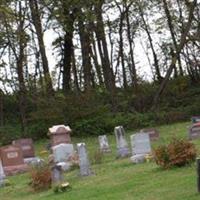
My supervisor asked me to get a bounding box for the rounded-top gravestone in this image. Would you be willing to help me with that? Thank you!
[77,143,92,176]
[98,135,111,153]
[114,126,130,158]
[48,125,72,147]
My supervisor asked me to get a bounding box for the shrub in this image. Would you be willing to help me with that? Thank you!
[92,150,103,165]
[154,138,196,169]
[29,162,52,191]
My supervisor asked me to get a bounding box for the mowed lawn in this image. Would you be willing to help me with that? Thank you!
[1,121,200,200]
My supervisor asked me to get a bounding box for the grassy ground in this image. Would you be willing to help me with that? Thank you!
[1,121,200,200]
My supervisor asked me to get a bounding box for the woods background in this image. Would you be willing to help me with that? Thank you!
[0,0,199,144]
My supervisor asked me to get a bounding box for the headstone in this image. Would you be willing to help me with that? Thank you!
[48,125,72,147]
[77,143,92,176]
[0,145,28,176]
[98,135,111,153]
[114,126,130,158]
[189,122,200,140]
[130,154,146,164]
[0,160,5,187]
[192,116,200,124]
[12,138,35,158]
[140,128,159,141]
[51,165,63,185]
[130,133,151,155]
[52,143,74,163]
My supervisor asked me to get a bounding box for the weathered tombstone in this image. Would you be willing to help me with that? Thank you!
[0,145,28,175]
[130,133,151,163]
[114,126,130,158]
[12,138,42,165]
[131,133,151,155]
[52,143,75,171]
[52,143,74,163]
[12,138,35,158]
[0,160,5,187]
[77,143,92,176]
[189,122,200,140]
[48,125,72,147]
[192,116,200,124]
[51,165,63,185]
[140,128,159,141]
[98,135,111,153]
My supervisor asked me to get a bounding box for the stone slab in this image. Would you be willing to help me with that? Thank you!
[130,133,151,155]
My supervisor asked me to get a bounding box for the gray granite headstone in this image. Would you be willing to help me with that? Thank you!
[0,160,5,187]
[98,135,111,153]
[52,143,74,163]
[51,165,63,185]
[114,126,130,158]
[130,133,151,155]
[77,143,92,176]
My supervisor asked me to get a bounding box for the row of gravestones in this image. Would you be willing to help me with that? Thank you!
[51,125,160,178]
[0,138,39,187]
[0,124,160,186]
[1,117,199,187]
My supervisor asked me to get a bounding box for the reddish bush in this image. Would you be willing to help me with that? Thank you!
[29,162,52,191]
[154,138,196,169]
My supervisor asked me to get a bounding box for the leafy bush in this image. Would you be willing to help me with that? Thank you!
[29,162,51,191]
[154,138,196,169]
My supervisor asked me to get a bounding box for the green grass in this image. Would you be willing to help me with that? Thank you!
[1,121,200,200]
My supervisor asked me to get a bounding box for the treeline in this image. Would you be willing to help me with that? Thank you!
[0,0,200,142]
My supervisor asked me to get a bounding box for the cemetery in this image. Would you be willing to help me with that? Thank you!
[0,0,200,199]
[0,121,200,200]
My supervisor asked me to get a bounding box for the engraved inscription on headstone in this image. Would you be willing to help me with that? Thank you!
[77,143,92,176]
[52,143,74,163]
[130,133,151,164]
[130,133,151,155]
[12,138,35,158]
[0,145,28,175]
[114,126,130,158]
[98,135,111,153]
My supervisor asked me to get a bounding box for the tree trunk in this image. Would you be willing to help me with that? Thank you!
[28,0,54,95]
[152,0,197,108]
[138,3,162,82]
[78,18,93,91]
[125,6,137,88]
[94,1,115,93]
[119,12,128,89]
[162,0,183,76]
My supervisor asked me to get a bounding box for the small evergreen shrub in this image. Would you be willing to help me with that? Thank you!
[29,162,51,191]
[154,138,196,169]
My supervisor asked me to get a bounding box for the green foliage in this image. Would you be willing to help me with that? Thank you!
[154,138,196,169]
[0,125,21,145]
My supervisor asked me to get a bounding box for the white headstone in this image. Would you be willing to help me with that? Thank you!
[0,160,5,187]
[130,133,151,155]
[114,126,130,157]
[77,143,92,176]
[98,135,111,153]
[52,143,74,163]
